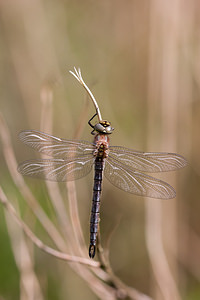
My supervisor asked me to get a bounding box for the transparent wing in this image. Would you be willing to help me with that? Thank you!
[18,155,94,182]
[19,130,95,158]
[109,146,187,173]
[104,157,176,199]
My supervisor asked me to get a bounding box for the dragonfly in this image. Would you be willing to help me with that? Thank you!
[18,112,187,258]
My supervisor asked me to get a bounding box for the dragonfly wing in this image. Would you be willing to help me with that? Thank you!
[109,146,187,172]
[104,157,176,199]
[18,155,94,182]
[19,130,95,158]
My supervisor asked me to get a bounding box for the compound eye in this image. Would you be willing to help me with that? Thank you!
[94,123,106,133]
[105,125,114,134]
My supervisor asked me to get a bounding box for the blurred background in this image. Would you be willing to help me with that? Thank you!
[0,0,199,299]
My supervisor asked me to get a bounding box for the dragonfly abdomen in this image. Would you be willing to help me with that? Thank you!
[89,158,104,258]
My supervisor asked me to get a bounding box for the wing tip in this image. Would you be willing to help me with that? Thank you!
[145,188,176,200]
[181,156,188,168]
[18,130,25,141]
[17,161,29,175]
[18,130,32,142]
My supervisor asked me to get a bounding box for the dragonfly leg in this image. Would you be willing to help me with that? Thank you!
[88,112,97,129]
[90,129,96,135]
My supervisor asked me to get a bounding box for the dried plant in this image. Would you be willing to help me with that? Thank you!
[0,70,152,300]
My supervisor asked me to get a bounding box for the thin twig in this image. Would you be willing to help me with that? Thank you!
[69,67,102,121]
[146,2,182,299]
[66,180,87,257]
[64,83,91,257]
[0,112,67,252]
[0,186,100,268]
[40,82,73,247]
[5,201,44,300]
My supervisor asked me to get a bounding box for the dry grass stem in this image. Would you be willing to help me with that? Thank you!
[0,186,99,268]
[145,1,183,299]
[40,83,74,246]
[145,200,180,300]
[5,203,44,300]
[70,67,102,121]
[0,113,67,251]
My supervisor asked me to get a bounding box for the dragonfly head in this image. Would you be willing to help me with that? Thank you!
[94,120,114,134]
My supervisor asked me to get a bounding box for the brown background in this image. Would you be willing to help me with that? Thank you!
[0,1,199,299]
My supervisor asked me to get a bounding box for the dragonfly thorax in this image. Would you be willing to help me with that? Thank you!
[93,134,110,158]
[94,120,114,134]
